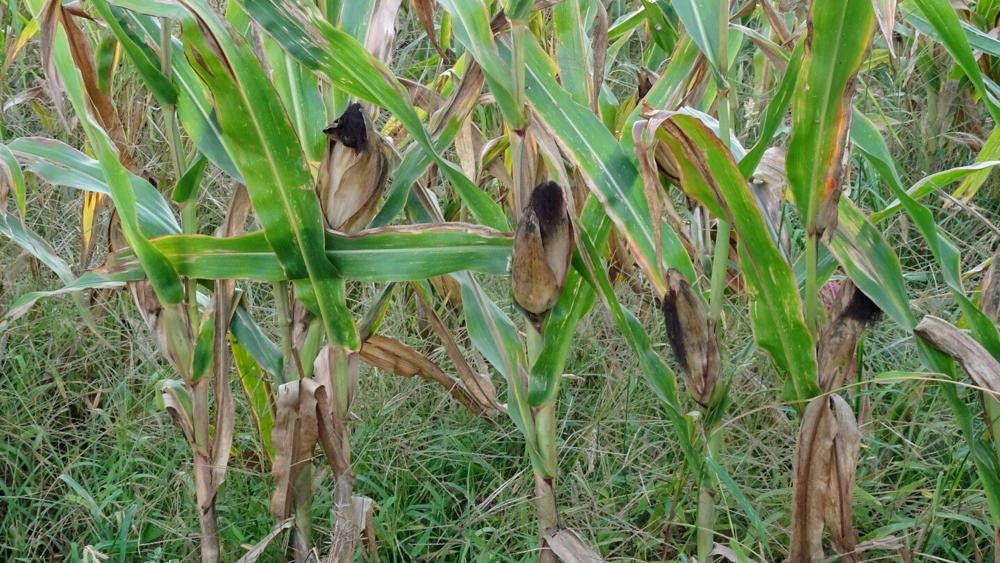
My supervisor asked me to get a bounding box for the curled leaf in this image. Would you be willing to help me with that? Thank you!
[915,315,1000,394]
[359,333,484,412]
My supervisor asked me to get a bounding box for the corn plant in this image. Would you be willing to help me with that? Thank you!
[4,0,1000,560]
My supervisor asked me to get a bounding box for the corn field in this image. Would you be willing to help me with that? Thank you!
[1,0,1000,561]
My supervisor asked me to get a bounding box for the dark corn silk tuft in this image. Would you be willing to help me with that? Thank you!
[323,102,368,151]
[318,103,388,233]
[512,181,572,322]
[841,285,880,323]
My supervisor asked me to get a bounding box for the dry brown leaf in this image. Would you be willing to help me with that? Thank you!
[915,315,1000,394]
[545,528,606,563]
[590,2,608,115]
[761,0,793,45]
[791,395,836,562]
[364,0,403,66]
[751,147,790,255]
[359,333,485,411]
[872,0,898,58]
[352,495,377,561]
[210,280,237,491]
[234,519,294,563]
[412,285,500,415]
[217,185,252,238]
[160,382,195,444]
[710,543,759,563]
[410,0,448,59]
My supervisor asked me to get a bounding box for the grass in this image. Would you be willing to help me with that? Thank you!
[4,235,999,560]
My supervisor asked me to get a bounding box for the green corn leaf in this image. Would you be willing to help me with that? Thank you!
[239,0,509,231]
[105,4,239,179]
[5,270,130,323]
[261,35,326,163]
[520,37,665,293]
[653,113,818,402]
[8,137,179,236]
[786,0,875,235]
[91,0,178,105]
[232,341,276,459]
[230,303,283,379]
[912,0,1000,121]
[851,114,1000,357]
[829,201,1000,527]
[29,0,183,305]
[104,224,512,282]
[553,0,595,107]
[0,143,27,220]
[171,154,208,205]
[174,0,356,348]
[0,209,73,284]
[436,0,520,125]
[372,117,462,228]
[671,0,726,78]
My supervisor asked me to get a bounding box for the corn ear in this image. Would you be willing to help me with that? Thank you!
[661,268,721,407]
[319,103,389,233]
[512,181,572,319]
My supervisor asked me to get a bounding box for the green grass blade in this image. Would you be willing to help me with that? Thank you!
[0,143,27,220]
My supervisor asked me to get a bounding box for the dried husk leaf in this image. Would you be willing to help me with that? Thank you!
[817,282,880,392]
[545,527,607,563]
[269,380,319,520]
[363,0,403,67]
[915,315,1000,394]
[661,269,721,407]
[234,519,294,563]
[512,181,572,318]
[791,394,864,562]
[413,283,500,416]
[352,495,377,561]
[981,247,1000,322]
[824,396,863,560]
[319,103,389,233]
[160,380,195,444]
